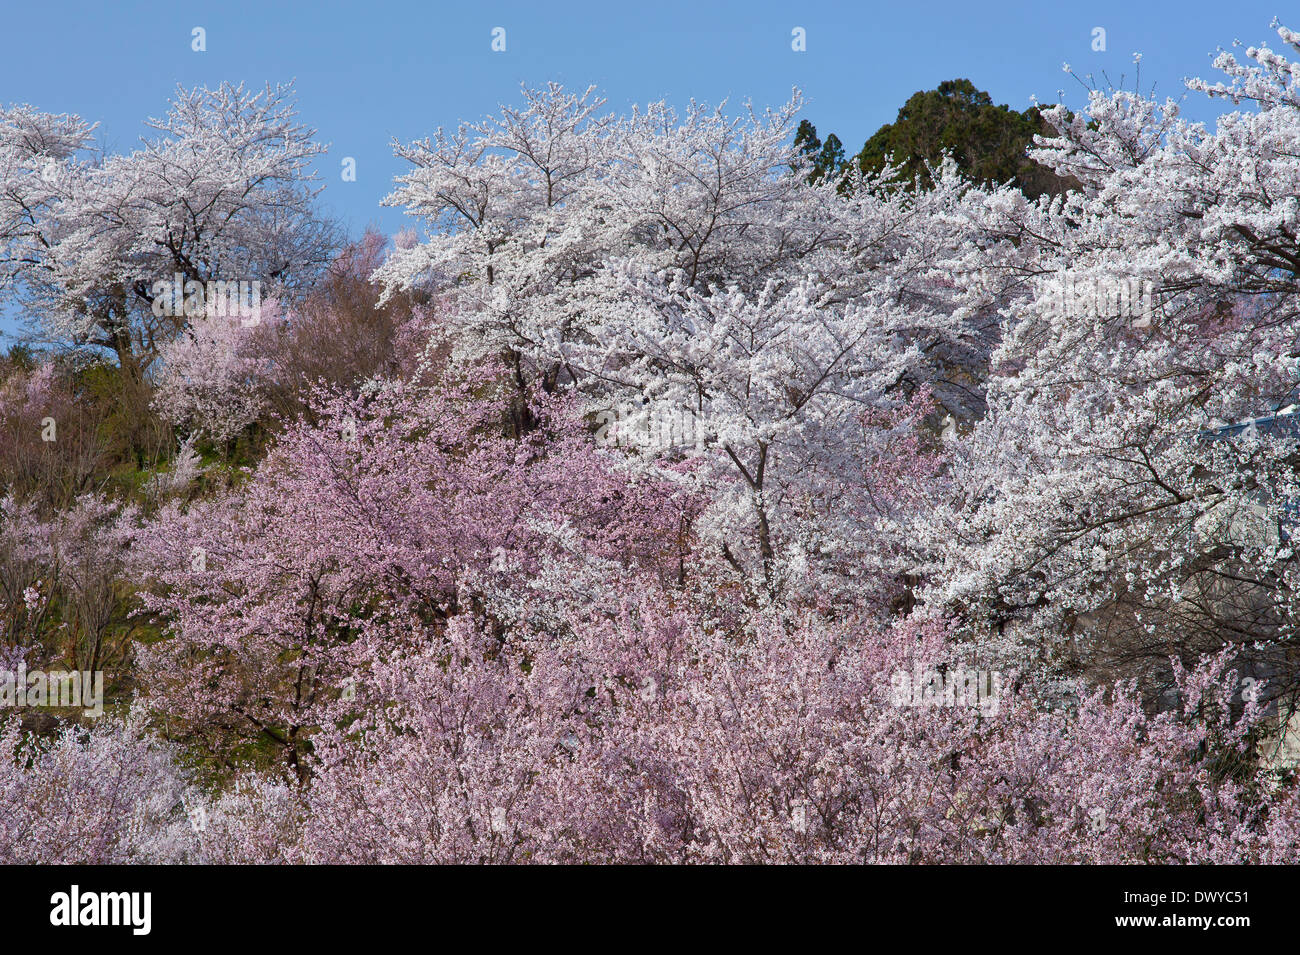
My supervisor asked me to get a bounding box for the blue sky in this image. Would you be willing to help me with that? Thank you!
[0,0,1287,339]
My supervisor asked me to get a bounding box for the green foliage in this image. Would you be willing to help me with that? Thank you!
[855,79,1071,197]
[5,343,35,370]
[72,361,170,480]
[793,119,846,184]
[801,79,1074,198]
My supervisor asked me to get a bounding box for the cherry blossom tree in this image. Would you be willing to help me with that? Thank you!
[379,86,1030,598]
[0,493,138,674]
[922,22,1300,718]
[151,300,288,445]
[0,82,337,379]
[0,359,111,507]
[278,600,1300,864]
[133,359,699,778]
[0,709,198,864]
